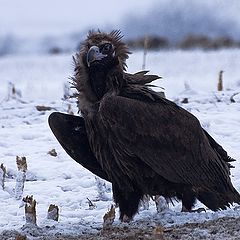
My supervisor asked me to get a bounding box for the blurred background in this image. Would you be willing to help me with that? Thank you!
[1,0,240,55]
[1,0,240,100]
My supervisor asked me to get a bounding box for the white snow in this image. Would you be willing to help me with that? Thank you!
[1,49,240,236]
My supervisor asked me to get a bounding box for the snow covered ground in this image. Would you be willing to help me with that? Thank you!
[1,49,240,238]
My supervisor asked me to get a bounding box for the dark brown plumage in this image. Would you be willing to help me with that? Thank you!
[49,30,240,221]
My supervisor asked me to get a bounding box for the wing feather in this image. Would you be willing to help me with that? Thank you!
[125,71,161,85]
[99,95,231,192]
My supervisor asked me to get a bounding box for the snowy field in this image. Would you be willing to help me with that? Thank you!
[1,49,240,238]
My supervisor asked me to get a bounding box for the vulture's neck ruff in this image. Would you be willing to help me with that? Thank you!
[86,44,118,100]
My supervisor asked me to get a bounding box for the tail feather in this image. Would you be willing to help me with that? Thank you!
[203,129,236,168]
[197,188,240,211]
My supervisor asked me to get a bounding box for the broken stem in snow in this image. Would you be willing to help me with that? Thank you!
[15,156,27,200]
[23,195,37,225]
[142,35,149,70]
[103,205,115,229]
[47,204,59,221]
[87,198,96,210]
[217,70,224,91]
[0,163,6,190]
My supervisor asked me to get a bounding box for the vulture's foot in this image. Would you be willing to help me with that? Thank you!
[181,206,206,213]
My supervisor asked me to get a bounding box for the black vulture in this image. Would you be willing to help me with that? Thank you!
[49,30,240,221]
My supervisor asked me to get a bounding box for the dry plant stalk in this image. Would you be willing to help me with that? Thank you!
[0,163,6,190]
[142,35,149,70]
[217,70,224,91]
[87,198,96,210]
[47,204,59,221]
[15,156,27,200]
[7,82,16,100]
[103,205,115,229]
[6,82,24,102]
[23,195,37,225]
[16,156,27,172]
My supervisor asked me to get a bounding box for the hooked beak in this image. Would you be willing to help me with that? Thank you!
[87,46,107,67]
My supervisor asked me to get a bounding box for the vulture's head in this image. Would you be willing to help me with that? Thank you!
[80,30,130,71]
[73,30,131,102]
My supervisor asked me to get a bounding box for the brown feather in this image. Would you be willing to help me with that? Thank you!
[125,71,161,85]
[71,30,240,219]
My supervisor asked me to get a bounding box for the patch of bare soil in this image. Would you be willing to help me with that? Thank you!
[1,216,240,240]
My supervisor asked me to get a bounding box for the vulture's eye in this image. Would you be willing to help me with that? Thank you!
[101,43,112,54]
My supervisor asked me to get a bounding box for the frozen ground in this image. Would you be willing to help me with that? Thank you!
[1,49,240,239]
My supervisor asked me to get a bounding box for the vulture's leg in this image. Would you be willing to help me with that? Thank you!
[180,187,206,213]
[180,188,196,212]
[112,184,143,222]
[48,112,110,181]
